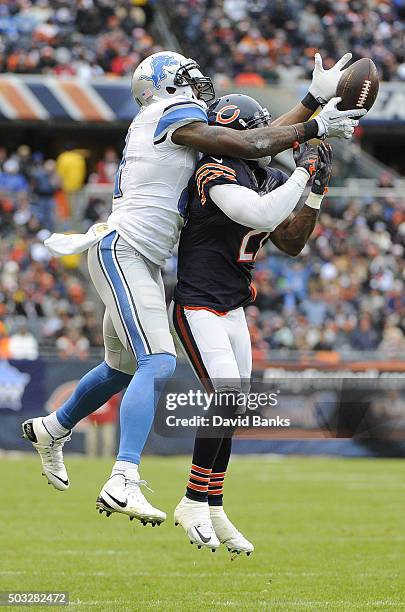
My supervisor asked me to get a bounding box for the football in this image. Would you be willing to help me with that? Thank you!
[337,57,379,113]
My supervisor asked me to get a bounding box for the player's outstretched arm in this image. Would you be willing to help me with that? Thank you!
[173,99,365,158]
[270,142,332,256]
[272,52,353,127]
[207,145,323,231]
[209,166,310,232]
[173,119,317,158]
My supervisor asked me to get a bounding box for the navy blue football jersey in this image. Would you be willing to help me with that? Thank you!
[174,155,288,312]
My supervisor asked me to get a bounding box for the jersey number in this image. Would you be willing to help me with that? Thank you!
[238,229,270,262]
[113,130,130,199]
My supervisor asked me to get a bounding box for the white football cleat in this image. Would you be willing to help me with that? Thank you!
[96,472,166,526]
[210,506,254,556]
[21,417,71,491]
[174,496,220,551]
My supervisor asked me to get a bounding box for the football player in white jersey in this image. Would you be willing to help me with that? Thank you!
[22,50,365,526]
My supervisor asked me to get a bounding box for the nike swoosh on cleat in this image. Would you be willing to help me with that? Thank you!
[194,527,211,543]
[104,491,127,508]
[49,473,69,486]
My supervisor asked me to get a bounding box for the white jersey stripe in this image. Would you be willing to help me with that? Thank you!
[97,239,137,357]
[98,232,150,357]
[110,237,151,355]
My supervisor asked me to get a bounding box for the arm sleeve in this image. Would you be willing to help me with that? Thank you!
[208,167,310,231]
[154,100,208,146]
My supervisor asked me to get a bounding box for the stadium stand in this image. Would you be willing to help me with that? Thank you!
[167,0,405,84]
[2,1,404,82]
[0,146,108,357]
[248,192,405,358]
[0,0,159,77]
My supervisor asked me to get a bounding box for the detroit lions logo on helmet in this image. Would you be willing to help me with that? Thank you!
[140,54,178,90]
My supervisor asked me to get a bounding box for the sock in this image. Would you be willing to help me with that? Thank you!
[186,390,237,503]
[208,438,231,506]
[111,460,139,478]
[117,352,176,465]
[55,361,132,430]
[42,411,70,438]
[209,434,233,507]
[185,434,225,502]
[186,464,212,502]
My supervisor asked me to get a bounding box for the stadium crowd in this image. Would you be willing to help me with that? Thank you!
[0,145,111,360]
[1,1,405,82]
[170,0,405,84]
[247,194,405,359]
[1,145,404,360]
[0,0,158,77]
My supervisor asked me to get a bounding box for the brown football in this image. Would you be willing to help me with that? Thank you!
[336,58,379,113]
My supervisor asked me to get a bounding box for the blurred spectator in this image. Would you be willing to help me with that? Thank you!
[56,328,90,360]
[89,149,119,185]
[0,322,10,360]
[56,147,86,193]
[9,324,39,360]
[31,156,60,231]
[0,159,28,193]
[351,315,379,350]
[378,324,405,357]
[84,393,121,457]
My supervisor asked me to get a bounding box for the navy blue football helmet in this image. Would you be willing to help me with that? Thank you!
[208,94,271,130]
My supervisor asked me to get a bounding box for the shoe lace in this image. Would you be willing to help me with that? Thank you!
[125,477,153,492]
[37,435,71,471]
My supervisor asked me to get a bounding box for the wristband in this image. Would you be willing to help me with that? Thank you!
[305,191,324,210]
[302,119,319,141]
[301,92,320,113]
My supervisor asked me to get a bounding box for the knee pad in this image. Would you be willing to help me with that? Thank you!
[104,337,137,375]
[138,352,176,381]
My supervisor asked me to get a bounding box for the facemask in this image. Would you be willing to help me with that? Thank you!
[246,155,272,169]
[257,155,272,169]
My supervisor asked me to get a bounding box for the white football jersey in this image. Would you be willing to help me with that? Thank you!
[107,96,207,266]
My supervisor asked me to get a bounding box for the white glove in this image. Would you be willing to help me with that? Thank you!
[309,52,352,105]
[315,97,366,139]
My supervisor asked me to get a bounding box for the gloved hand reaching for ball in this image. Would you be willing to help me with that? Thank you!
[293,141,333,209]
[294,141,332,190]
[293,142,319,177]
[311,141,333,195]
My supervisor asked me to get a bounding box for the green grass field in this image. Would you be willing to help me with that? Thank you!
[1,454,404,611]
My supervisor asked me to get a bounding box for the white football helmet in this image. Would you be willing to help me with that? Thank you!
[131,51,215,107]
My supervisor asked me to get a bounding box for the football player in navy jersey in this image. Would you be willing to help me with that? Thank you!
[170,94,332,554]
